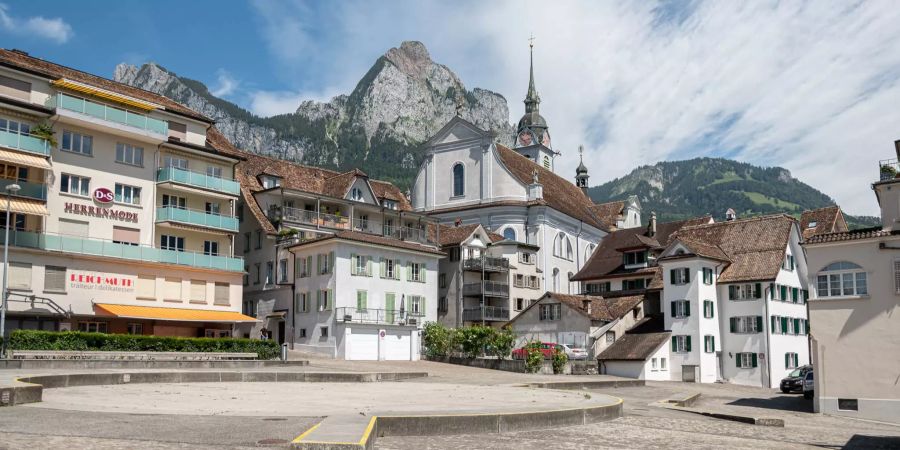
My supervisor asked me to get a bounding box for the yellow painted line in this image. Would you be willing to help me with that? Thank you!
[358,416,377,445]
[291,422,321,443]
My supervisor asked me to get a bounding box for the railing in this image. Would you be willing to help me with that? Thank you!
[156,206,239,232]
[0,178,47,200]
[335,307,420,326]
[50,93,168,136]
[0,129,50,156]
[282,206,436,245]
[463,257,510,272]
[879,159,900,181]
[282,207,351,230]
[462,306,510,322]
[463,281,510,298]
[0,229,244,272]
[157,167,240,195]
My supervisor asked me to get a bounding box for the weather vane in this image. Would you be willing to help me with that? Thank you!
[528,34,535,48]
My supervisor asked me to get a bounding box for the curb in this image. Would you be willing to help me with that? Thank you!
[660,403,785,427]
[0,359,309,370]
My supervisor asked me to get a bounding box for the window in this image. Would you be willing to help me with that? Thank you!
[356,290,368,311]
[44,266,66,292]
[383,199,398,210]
[622,279,646,290]
[265,261,274,285]
[115,143,144,166]
[502,228,516,241]
[163,278,182,301]
[190,280,207,303]
[730,316,763,334]
[703,300,714,318]
[438,296,448,313]
[297,255,311,278]
[320,326,329,338]
[214,282,229,305]
[243,266,249,286]
[317,252,334,275]
[539,303,562,321]
[161,194,186,209]
[671,335,691,353]
[0,118,30,135]
[350,187,364,201]
[8,262,31,290]
[253,264,260,284]
[439,273,446,289]
[586,282,610,294]
[729,283,762,300]
[61,130,93,155]
[278,259,288,282]
[260,175,281,189]
[351,254,370,276]
[452,163,464,196]
[605,331,615,343]
[126,323,143,335]
[651,358,658,370]
[704,335,715,353]
[670,268,690,285]
[317,289,332,311]
[0,213,25,231]
[163,155,188,169]
[449,247,460,262]
[785,352,799,369]
[78,322,107,333]
[243,233,250,253]
[296,292,309,313]
[660,358,667,370]
[409,262,425,282]
[624,251,648,266]
[112,226,139,245]
[671,300,690,318]
[137,275,155,300]
[817,261,867,297]
[409,295,425,316]
[527,276,540,289]
[114,183,141,205]
[0,163,27,181]
[702,267,714,285]
[205,202,220,215]
[203,240,219,256]
[255,230,262,249]
[519,252,534,264]
[553,233,572,259]
[207,166,222,178]
[515,298,526,311]
[168,121,187,141]
[60,173,90,196]
[160,235,184,252]
[736,352,758,368]
[299,328,307,338]
[783,254,795,271]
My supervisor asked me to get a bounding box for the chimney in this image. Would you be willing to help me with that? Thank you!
[648,212,657,237]
[725,208,737,221]
[582,299,592,315]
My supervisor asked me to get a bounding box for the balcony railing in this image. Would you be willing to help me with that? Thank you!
[157,167,240,196]
[0,229,244,272]
[50,93,168,136]
[0,129,50,156]
[879,159,900,181]
[335,307,421,326]
[463,257,510,272]
[281,206,436,245]
[0,178,46,201]
[462,306,510,322]
[463,281,510,298]
[156,206,239,232]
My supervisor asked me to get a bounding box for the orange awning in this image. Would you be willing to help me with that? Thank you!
[94,303,259,323]
[0,148,51,169]
[8,198,48,216]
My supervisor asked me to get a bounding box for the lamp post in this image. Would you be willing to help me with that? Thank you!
[0,183,20,356]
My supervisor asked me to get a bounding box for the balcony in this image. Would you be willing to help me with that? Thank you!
[281,206,436,245]
[462,306,510,322]
[879,159,900,181]
[157,167,240,196]
[156,206,239,232]
[463,281,510,298]
[335,307,423,326]
[49,93,168,137]
[0,129,50,156]
[0,178,47,201]
[463,256,510,272]
[0,229,244,272]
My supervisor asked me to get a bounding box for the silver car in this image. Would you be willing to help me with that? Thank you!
[560,344,589,360]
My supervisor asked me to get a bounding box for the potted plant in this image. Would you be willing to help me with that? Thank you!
[30,122,57,148]
[882,164,898,181]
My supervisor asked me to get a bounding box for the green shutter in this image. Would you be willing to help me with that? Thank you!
[350,254,357,275]
[751,353,758,368]
[366,257,372,277]
[785,353,790,369]
[316,254,322,274]
[380,258,386,278]
[736,355,741,368]
[669,269,676,283]
[780,285,788,301]
[671,336,677,351]
[306,256,312,277]
[805,319,810,334]
[792,288,799,303]
[328,251,335,274]
[793,318,801,335]
[711,336,715,352]
[671,301,677,317]
[729,285,737,300]
[419,263,426,282]
[685,336,691,352]
[771,316,777,333]
[756,316,763,332]
[730,317,736,333]
[684,269,690,283]
[357,290,367,310]
[685,300,691,317]
[316,290,322,310]
[781,317,788,333]
[754,283,762,298]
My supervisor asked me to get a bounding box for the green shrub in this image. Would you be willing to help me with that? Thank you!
[487,327,517,360]
[7,330,280,360]
[457,325,495,358]
[552,346,569,374]
[422,322,454,358]
[524,341,544,374]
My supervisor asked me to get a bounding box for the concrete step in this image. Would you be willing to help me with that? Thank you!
[292,415,375,450]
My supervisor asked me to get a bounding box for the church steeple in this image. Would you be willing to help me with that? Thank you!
[524,37,540,114]
[575,145,589,194]
[515,36,552,150]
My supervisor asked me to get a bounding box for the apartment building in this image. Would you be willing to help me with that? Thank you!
[801,148,900,424]
[0,49,251,337]
[235,152,442,360]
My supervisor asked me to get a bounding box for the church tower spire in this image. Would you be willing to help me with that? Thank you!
[524,36,540,114]
[575,145,589,194]
[515,36,552,151]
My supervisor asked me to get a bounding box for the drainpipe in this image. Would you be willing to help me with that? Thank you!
[763,283,773,388]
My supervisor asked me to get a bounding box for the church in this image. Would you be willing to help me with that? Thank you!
[412,43,640,326]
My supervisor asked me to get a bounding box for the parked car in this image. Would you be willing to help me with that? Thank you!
[803,370,815,399]
[559,344,589,360]
[512,342,561,359]
[779,364,813,393]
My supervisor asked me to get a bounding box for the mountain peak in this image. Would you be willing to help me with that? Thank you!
[383,40,434,80]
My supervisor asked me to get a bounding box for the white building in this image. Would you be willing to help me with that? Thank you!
[586,214,811,387]
[0,49,252,337]
[235,151,442,360]
[802,149,900,424]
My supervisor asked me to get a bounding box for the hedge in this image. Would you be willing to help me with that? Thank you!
[7,330,280,360]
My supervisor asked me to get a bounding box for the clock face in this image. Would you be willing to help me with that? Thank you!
[541,131,551,147]
[518,131,533,146]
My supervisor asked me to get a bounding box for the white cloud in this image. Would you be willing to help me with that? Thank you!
[210,69,240,97]
[248,88,340,117]
[249,0,900,216]
[0,3,72,44]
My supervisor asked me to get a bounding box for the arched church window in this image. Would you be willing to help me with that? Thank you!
[502,228,516,241]
[452,163,464,197]
[566,237,573,260]
[553,268,560,292]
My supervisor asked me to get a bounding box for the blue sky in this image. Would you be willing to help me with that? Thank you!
[3,1,900,216]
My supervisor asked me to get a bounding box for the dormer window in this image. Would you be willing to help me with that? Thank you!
[624,250,648,267]
[260,175,281,189]
[383,199,398,210]
[807,221,817,229]
[351,187,364,202]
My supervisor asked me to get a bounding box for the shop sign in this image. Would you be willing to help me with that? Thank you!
[64,202,138,222]
[69,271,135,294]
[93,187,114,204]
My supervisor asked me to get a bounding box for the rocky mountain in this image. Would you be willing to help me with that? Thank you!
[588,158,879,229]
[114,41,513,188]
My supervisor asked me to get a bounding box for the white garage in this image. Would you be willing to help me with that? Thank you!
[344,327,417,361]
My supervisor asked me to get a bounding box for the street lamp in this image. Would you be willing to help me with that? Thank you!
[0,183,20,356]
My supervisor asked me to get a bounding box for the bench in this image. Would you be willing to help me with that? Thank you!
[9,351,259,361]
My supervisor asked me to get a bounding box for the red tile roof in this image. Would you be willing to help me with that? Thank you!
[803,226,895,245]
[800,206,849,240]
[286,230,445,256]
[589,201,625,230]
[433,223,503,247]
[597,332,670,361]
[547,293,645,322]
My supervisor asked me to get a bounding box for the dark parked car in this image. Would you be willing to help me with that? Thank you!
[803,370,815,399]
[780,365,813,393]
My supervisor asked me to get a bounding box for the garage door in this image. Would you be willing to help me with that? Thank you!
[348,329,379,361]
[384,331,411,361]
